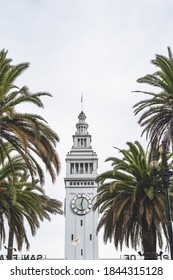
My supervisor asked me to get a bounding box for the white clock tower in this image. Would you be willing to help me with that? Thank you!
[64,111,98,260]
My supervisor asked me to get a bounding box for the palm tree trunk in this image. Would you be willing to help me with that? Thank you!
[7,219,15,260]
[142,218,157,260]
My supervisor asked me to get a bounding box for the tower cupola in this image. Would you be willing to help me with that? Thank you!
[73,111,91,149]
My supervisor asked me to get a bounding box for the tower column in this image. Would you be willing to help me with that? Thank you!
[64,111,98,260]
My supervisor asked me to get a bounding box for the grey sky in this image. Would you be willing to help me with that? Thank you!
[0,0,172,258]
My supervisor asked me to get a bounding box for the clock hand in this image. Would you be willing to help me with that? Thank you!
[80,198,84,209]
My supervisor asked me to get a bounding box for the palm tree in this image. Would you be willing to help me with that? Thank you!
[0,49,60,185]
[5,180,63,260]
[93,141,173,259]
[133,47,173,151]
[0,143,63,259]
[0,143,28,249]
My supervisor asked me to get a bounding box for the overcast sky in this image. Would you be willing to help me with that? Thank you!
[0,0,173,259]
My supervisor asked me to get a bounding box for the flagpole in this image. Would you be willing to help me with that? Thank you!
[81,93,83,111]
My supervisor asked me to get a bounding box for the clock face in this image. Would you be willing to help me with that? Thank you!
[71,194,92,215]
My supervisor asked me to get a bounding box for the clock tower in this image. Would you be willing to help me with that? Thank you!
[64,111,98,259]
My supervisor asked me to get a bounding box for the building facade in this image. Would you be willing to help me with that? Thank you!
[64,111,98,259]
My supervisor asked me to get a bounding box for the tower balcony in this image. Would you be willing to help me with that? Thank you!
[65,172,97,179]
